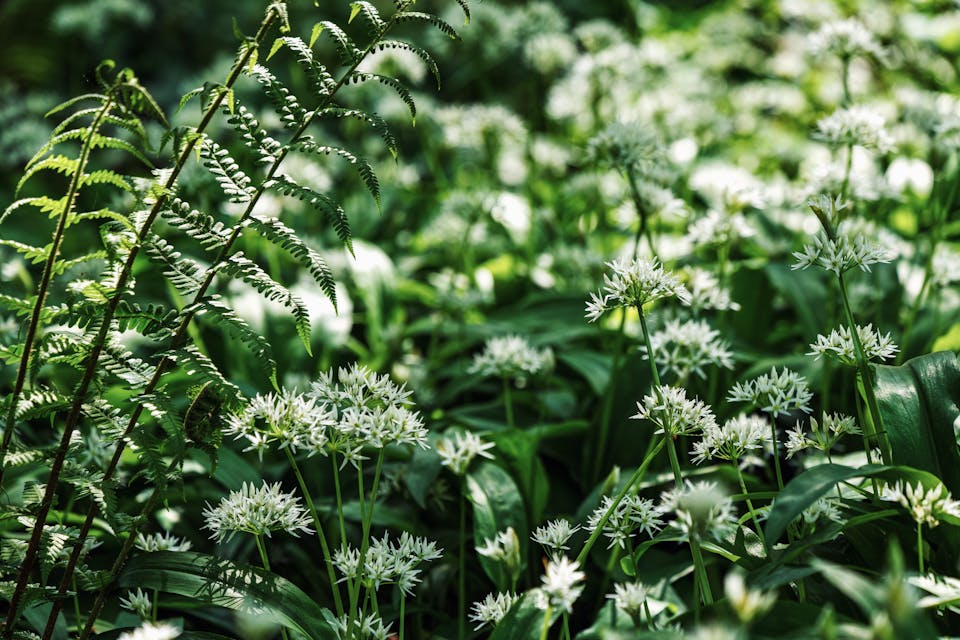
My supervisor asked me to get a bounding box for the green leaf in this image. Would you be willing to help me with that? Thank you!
[118,551,336,640]
[557,350,611,396]
[874,351,960,494]
[467,462,526,590]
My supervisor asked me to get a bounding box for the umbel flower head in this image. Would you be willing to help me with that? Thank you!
[683,267,741,312]
[470,592,521,630]
[607,581,651,626]
[585,257,690,323]
[807,18,885,61]
[586,495,664,549]
[661,480,738,542]
[224,389,334,460]
[815,105,894,153]
[586,121,667,178]
[784,412,860,458]
[533,556,586,614]
[468,334,554,387]
[202,481,312,543]
[809,324,899,365]
[692,414,770,465]
[436,430,495,476]
[644,318,734,381]
[882,481,960,528]
[531,519,580,560]
[727,367,814,417]
[631,385,717,437]
[476,527,523,587]
[117,623,180,640]
[332,532,441,595]
[134,531,192,553]
[792,232,893,275]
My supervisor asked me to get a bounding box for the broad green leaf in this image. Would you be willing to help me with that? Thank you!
[764,263,828,340]
[490,429,550,524]
[118,551,336,639]
[874,351,960,494]
[557,350,611,396]
[467,462,526,590]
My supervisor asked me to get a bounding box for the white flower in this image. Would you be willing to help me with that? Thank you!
[727,367,814,417]
[808,324,899,365]
[631,385,717,437]
[724,571,775,623]
[661,480,738,541]
[807,19,885,61]
[117,623,180,640]
[468,334,554,386]
[119,589,152,619]
[686,209,756,249]
[224,390,333,460]
[608,582,650,624]
[815,105,894,153]
[644,319,734,381]
[585,258,690,322]
[586,121,667,177]
[784,412,860,458]
[436,431,495,476]
[533,557,585,614]
[586,495,664,549]
[801,497,844,527]
[882,482,960,528]
[531,519,580,559]
[792,232,893,275]
[931,245,960,288]
[683,268,741,312]
[332,612,392,640]
[693,414,770,464]
[202,482,312,543]
[134,531,192,553]
[524,32,578,74]
[476,527,522,586]
[470,592,521,630]
[333,533,441,595]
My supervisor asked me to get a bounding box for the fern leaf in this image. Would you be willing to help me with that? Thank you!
[266,174,352,252]
[99,336,154,388]
[72,208,135,231]
[247,215,338,309]
[378,40,441,89]
[161,198,233,252]
[247,65,308,130]
[16,155,80,195]
[51,251,109,277]
[348,71,416,120]
[349,1,385,34]
[82,399,127,442]
[317,107,398,159]
[79,169,133,192]
[187,296,279,389]
[165,345,242,400]
[1,196,66,224]
[216,252,313,355]
[226,104,282,163]
[144,235,206,296]
[14,387,72,421]
[0,239,50,264]
[313,20,362,64]
[453,0,470,23]
[280,36,337,98]
[199,137,256,204]
[293,137,380,207]
[112,301,180,338]
[395,10,460,40]
[45,93,108,117]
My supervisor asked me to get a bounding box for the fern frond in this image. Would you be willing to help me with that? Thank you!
[79,169,133,192]
[349,2,386,35]
[293,137,380,207]
[216,252,313,354]
[187,296,278,388]
[312,21,362,64]
[45,94,108,117]
[395,11,460,40]
[347,71,416,120]
[317,107,398,158]
[2,450,43,467]
[143,236,206,296]
[14,387,71,422]
[227,104,282,163]
[0,196,66,224]
[99,337,154,388]
[0,240,50,264]
[266,174,352,252]
[199,137,256,204]
[0,293,35,318]
[247,215,337,308]
[247,65,308,130]
[72,208,135,230]
[453,0,471,23]
[60,463,116,520]
[82,399,127,442]
[161,199,233,252]
[16,155,80,195]
[164,345,242,400]
[51,251,109,277]
[280,36,337,98]
[377,40,441,88]
[28,130,153,169]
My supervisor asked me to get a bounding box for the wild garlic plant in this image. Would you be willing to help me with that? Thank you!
[0,1,470,638]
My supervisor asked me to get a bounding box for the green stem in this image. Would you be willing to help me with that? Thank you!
[151,588,158,622]
[734,463,769,556]
[643,598,654,629]
[591,310,628,483]
[637,307,683,489]
[539,604,553,640]
[458,485,466,640]
[503,377,516,429]
[689,534,713,606]
[770,420,785,492]
[561,612,571,640]
[399,595,406,640]
[840,143,853,201]
[286,449,344,616]
[917,522,925,575]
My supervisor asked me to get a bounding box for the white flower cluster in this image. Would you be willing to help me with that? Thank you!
[225,364,429,467]
[686,209,756,249]
[585,121,667,177]
[607,582,650,625]
[585,257,690,322]
[724,571,776,624]
[470,592,521,630]
[692,414,770,465]
[531,519,580,560]
[586,495,664,550]
[932,245,960,288]
[631,385,718,437]
[792,232,893,275]
[815,105,894,153]
[332,532,442,595]
[332,612,392,640]
[883,482,960,528]
[807,19,885,61]
[645,318,734,381]
[436,431,495,476]
[809,324,899,365]
[727,367,814,417]
[683,268,741,312]
[468,334,555,386]
[784,412,860,458]
[660,480,738,542]
[476,526,523,587]
[800,497,844,528]
[202,481,312,543]
[134,531,192,553]
[533,557,586,614]
[119,588,152,619]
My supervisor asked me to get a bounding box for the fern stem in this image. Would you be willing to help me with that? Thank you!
[27,12,281,639]
[0,94,114,489]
